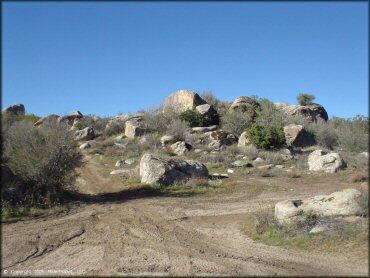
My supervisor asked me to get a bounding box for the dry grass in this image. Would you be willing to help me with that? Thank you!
[244,210,368,255]
[350,172,368,183]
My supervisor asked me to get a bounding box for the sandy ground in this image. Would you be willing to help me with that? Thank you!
[2,155,368,276]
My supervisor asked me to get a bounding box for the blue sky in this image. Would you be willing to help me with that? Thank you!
[3,2,368,118]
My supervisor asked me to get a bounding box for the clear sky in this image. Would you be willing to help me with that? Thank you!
[3,2,368,118]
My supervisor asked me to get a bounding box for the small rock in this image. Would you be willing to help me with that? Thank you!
[275,165,284,169]
[110,169,130,176]
[227,169,234,174]
[75,127,95,141]
[254,157,264,164]
[257,164,274,170]
[115,134,126,141]
[79,142,91,150]
[309,224,329,234]
[125,158,135,165]
[160,135,177,146]
[191,125,218,133]
[115,160,124,167]
[170,141,192,156]
[114,142,127,148]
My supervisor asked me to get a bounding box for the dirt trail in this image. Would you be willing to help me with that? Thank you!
[2,156,368,276]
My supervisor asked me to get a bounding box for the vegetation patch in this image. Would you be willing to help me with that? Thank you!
[244,209,368,255]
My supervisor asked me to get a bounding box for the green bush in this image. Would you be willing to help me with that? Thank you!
[179,109,211,127]
[297,93,315,106]
[246,123,286,150]
[3,120,83,208]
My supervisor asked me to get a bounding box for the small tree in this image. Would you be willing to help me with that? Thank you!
[297,93,315,106]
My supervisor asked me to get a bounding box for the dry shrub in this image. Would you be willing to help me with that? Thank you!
[350,172,368,183]
[166,119,189,141]
[3,120,83,208]
[184,176,210,187]
[254,168,276,177]
[340,151,368,170]
[104,120,125,137]
[254,209,278,235]
[336,116,368,152]
[259,151,284,165]
[221,110,253,137]
[243,145,260,160]
[285,170,301,178]
[306,119,338,149]
[142,105,175,134]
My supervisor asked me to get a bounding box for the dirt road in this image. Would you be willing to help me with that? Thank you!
[2,157,368,276]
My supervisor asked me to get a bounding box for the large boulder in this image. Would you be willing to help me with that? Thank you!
[208,130,237,151]
[160,135,177,147]
[209,130,237,145]
[229,96,259,117]
[308,150,345,173]
[140,153,208,186]
[195,104,219,125]
[125,121,149,139]
[58,111,83,126]
[237,131,251,147]
[275,200,304,225]
[105,113,144,132]
[283,124,315,147]
[75,127,95,141]
[275,189,364,225]
[163,90,207,114]
[34,114,60,126]
[170,141,192,156]
[274,102,328,123]
[3,104,25,116]
[302,189,363,217]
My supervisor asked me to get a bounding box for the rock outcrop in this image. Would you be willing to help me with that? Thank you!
[3,104,25,116]
[195,104,219,125]
[308,150,345,173]
[170,141,192,156]
[34,114,60,126]
[75,127,95,141]
[58,111,84,126]
[140,153,208,186]
[160,135,177,147]
[237,131,251,147]
[283,124,315,147]
[274,102,328,123]
[208,130,237,151]
[125,121,149,139]
[163,90,207,114]
[229,96,259,117]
